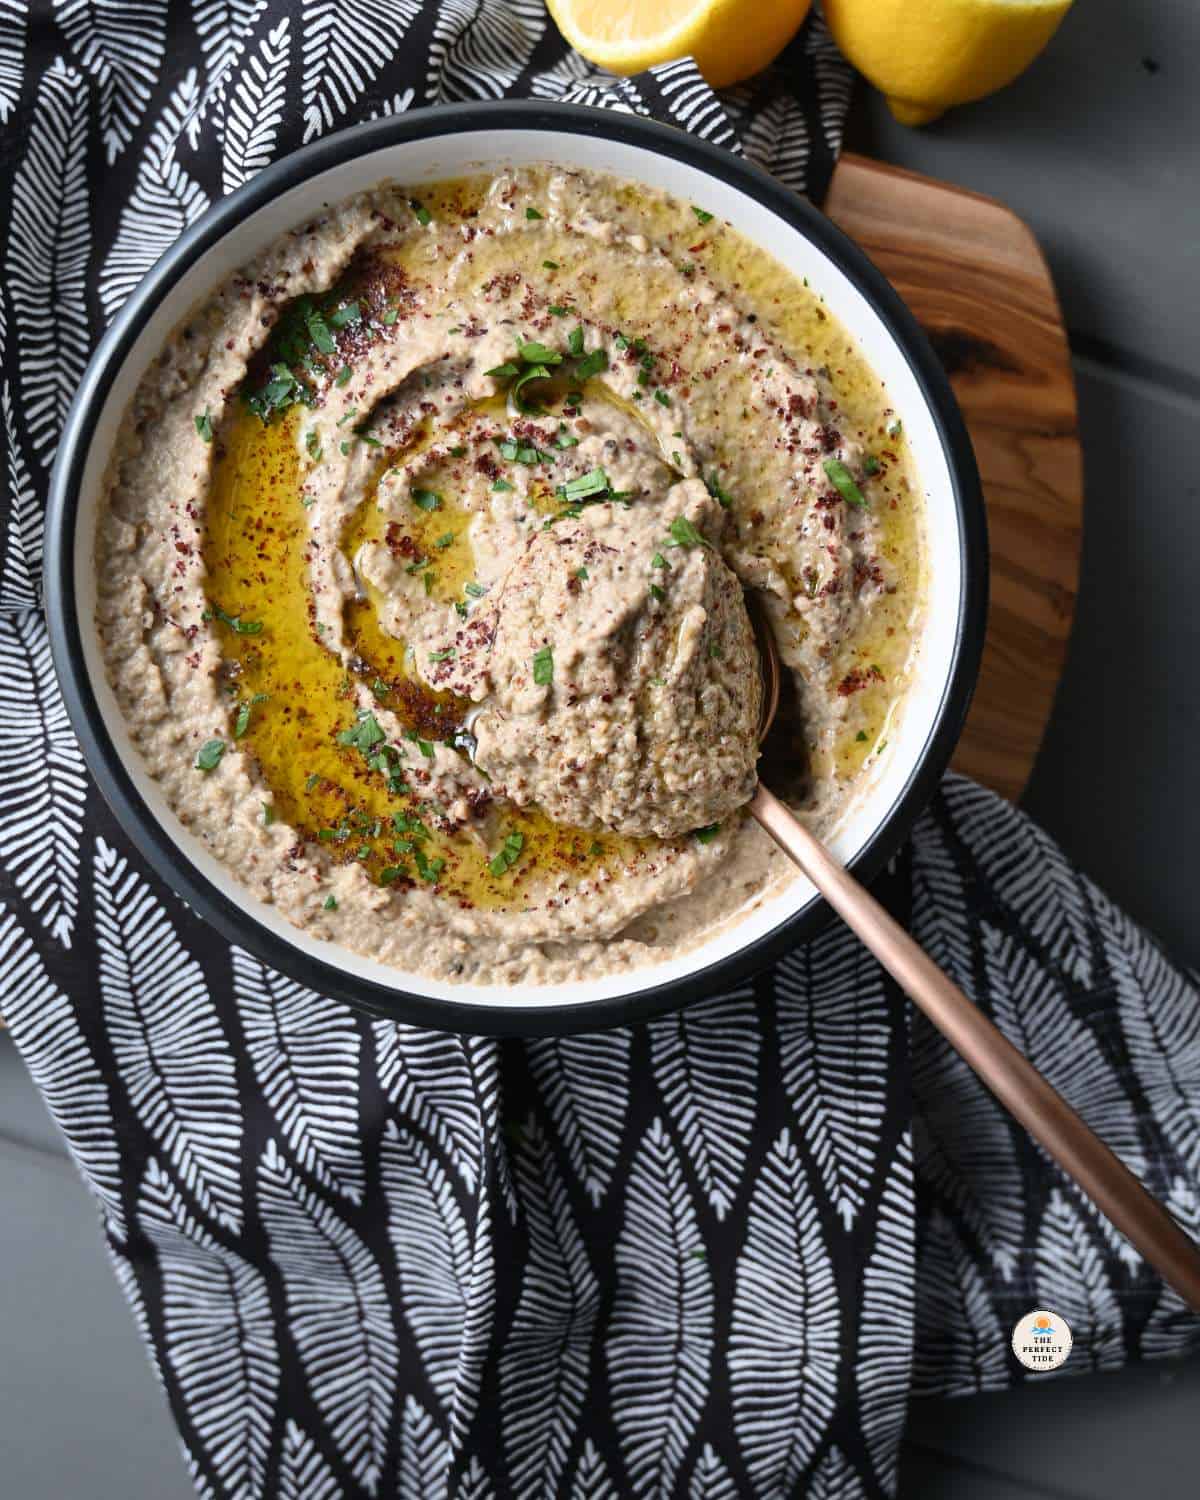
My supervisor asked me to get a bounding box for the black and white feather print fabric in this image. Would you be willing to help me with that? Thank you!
[0,4,1198,1496]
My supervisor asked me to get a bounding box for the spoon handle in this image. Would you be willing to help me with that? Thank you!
[750,782,1200,1312]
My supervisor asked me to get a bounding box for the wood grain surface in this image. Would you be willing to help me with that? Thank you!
[826,153,1083,801]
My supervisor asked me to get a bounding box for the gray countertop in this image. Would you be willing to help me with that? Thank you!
[2,1,1198,1493]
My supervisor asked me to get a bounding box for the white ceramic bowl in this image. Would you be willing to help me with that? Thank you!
[46,103,987,1035]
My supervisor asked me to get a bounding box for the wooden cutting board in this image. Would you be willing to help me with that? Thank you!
[826,153,1083,802]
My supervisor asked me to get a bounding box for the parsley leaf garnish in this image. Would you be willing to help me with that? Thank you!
[195,411,213,442]
[338,711,386,754]
[705,472,734,509]
[516,340,563,365]
[234,692,269,739]
[692,205,715,224]
[413,488,441,512]
[489,829,525,877]
[195,739,225,772]
[574,347,608,381]
[328,301,360,329]
[204,603,264,635]
[666,515,710,550]
[823,457,868,510]
[532,645,553,685]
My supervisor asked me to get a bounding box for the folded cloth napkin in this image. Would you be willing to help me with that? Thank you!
[1,4,1197,1497]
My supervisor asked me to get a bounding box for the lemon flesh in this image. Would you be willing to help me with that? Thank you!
[825,0,1073,125]
[546,0,813,90]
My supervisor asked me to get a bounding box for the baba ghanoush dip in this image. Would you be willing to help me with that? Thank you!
[95,165,926,987]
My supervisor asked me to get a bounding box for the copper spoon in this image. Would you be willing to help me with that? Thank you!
[747,595,1200,1311]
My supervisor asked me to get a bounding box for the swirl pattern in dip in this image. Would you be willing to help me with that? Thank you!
[95,165,926,985]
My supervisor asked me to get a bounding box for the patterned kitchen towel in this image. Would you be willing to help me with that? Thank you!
[0,4,1197,1498]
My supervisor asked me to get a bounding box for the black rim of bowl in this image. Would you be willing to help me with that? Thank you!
[44,101,989,1037]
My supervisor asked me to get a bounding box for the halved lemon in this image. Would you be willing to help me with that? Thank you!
[545,0,813,90]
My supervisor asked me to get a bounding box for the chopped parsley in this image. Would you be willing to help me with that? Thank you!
[542,258,559,270]
[323,895,338,910]
[516,339,563,365]
[492,478,514,492]
[512,360,555,413]
[303,305,336,354]
[649,584,666,602]
[204,603,263,635]
[653,388,671,407]
[705,472,734,509]
[574,347,608,381]
[886,418,903,438]
[410,199,431,226]
[651,552,668,569]
[567,325,585,357]
[692,205,715,225]
[234,692,269,738]
[464,581,488,597]
[428,648,456,662]
[195,411,213,442]
[823,457,867,510]
[262,803,275,825]
[694,823,722,844]
[195,738,225,772]
[489,830,525,877]
[575,566,588,580]
[532,645,554,685]
[380,303,400,325]
[486,361,520,379]
[855,730,868,742]
[305,428,322,461]
[338,711,385,755]
[525,206,543,220]
[434,532,455,549]
[412,488,441,512]
[328,300,360,329]
[548,304,569,317]
[413,848,446,883]
[666,515,709,550]
[245,362,302,423]
[335,365,352,386]
[863,454,881,476]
